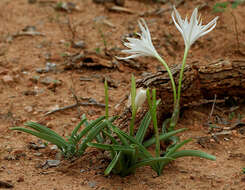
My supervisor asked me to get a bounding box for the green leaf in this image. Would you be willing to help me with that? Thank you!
[23,122,67,144]
[87,142,113,150]
[114,128,152,158]
[162,118,170,133]
[127,157,173,173]
[165,138,192,157]
[107,121,129,146]
[77,116,105,141]
[143,128,186,148]
[88,142,134,154]
[105,151,122,175]
[70,115,87,138]
[170,150,216,161]
[78,117,116,155]
[95,133,105,143]
[102,129,119,145]
[11,127,67,150]
[136,111,151,143]
[213,2,229,12]
[231,0,241,9]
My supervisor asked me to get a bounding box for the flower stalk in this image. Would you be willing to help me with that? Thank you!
[129,75,137,136]
[155,54,177,105]
[177,47,189,104]
[147,89,160,157]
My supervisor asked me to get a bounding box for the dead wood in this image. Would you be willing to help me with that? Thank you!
[136,59,245,115]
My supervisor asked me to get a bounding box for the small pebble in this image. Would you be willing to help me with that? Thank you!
[42,160,60,169]
[24,106,33,113]
[88,181,96,188]
[33,152,42,157]
[71,118,77,122]
[50,145,58,150]
[73,41,86,49]
[2,75,14,83]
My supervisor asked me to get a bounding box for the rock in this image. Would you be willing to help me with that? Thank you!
[88,181,96,188]
[54,2,78,13]
[80,169,86,173]
[70,118,77,122]
[42,160,60,169]
[2,75,14,83]
[50,145,58,150]
[72,41,86,49]
[24,106,33,113]
[40,77,54,85]
[36,68,47,74]
[45,62,56,72]
[33,152,42,157]
[28,142,46,150]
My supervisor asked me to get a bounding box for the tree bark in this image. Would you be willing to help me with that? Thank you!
[136,59,245,114]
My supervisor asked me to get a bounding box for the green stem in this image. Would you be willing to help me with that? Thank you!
[177,47,189,106]
[169,47,189,131]
[155,54,177,106]
[104,80,109,120]
[129,75,137,136]
[152,89,160,157]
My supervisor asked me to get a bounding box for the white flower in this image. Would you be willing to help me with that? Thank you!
[172,6,218,49]
[117,18,159,60]
[127,87,147,111]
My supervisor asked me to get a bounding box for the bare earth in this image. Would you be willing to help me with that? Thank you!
[0,0,245,189]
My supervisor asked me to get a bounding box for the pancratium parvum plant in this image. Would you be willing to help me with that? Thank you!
[88,76,216,176]
[118,6,218,131]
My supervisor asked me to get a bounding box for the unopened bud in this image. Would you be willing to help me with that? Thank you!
[127,87,147,111]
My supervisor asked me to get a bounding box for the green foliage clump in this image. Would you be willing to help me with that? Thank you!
[213,0,243,12]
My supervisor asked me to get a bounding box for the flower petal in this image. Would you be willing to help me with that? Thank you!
[171,6,218,49]
[117,18,159,60]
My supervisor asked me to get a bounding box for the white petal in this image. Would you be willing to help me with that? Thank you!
[199,17,219,36]
[116,54,142,60]
[118,18,159,60]
[171,6,218,49]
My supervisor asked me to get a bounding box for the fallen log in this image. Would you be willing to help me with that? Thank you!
[136,58,245,115]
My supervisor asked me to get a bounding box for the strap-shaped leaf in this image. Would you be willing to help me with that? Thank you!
[102,130,119,145]
[71,116,87,138]
[77,116,105,141]
[105,151,122,175]
[88,142,134,154]
[107,120,129,146]
[127,157,173,175]
[114,128,152,158]
[78,118,116,154]
[23,122,67,144]
[165,138,192,157]
[135,111,151,144]
[11,127,67,150]
[170,150,216,160]
[143,128,186,148]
